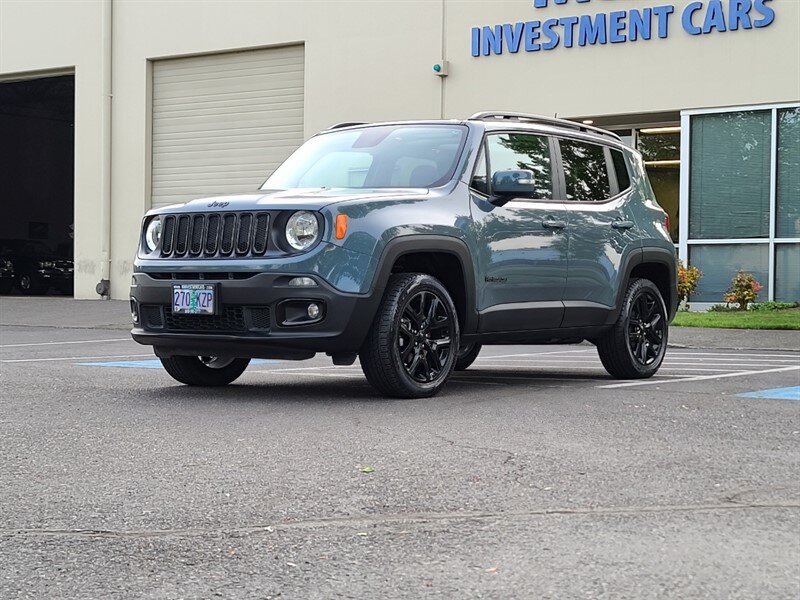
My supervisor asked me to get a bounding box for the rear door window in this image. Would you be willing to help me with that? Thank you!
[559,140,611,202]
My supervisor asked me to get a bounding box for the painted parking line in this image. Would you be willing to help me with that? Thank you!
[77,359,279,369]
[477,358,795,369]
[77,359,165,369]
[0,338,132,349]
[1,354,154,364]
[477,349,594,359]
[666,352,800,358]
[597,365,800,389]
[738,386,800,401]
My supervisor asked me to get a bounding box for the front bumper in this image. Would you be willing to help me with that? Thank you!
[130,272,378,360]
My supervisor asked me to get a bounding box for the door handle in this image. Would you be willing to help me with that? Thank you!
[542,219,566,230]
[611,220,635,230]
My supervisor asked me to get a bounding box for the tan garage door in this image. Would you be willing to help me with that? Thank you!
[151,45,304,208]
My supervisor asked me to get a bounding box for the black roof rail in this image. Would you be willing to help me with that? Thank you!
[468,111,621,142]
[327,121,369,130]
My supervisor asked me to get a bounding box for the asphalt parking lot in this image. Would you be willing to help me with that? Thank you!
[1,299,799,599]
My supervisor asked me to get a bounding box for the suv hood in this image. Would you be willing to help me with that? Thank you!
[153,188,429,214]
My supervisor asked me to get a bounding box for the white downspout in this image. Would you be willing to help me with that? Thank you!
[97,0,112,297]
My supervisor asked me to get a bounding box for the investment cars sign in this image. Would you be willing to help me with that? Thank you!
[471,0,776,56]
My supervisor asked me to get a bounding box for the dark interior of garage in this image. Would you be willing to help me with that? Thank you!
[0,74,74,295]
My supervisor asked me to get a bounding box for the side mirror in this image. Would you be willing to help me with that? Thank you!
[491,169,536,198]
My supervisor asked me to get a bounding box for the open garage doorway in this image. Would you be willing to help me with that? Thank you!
[0,74,75,296]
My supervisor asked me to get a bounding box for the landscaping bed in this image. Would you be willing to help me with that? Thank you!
[673,307,800,330]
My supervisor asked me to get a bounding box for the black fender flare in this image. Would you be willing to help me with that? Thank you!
[609,247,678,324]
[366,235,479,335]
[641,246,679,320]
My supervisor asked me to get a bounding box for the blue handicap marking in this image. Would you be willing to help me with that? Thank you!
[738,386,800,401]
[78,359,278,369]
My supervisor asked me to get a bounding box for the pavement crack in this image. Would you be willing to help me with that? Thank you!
[432,433,517,463]
[4,502,797,540]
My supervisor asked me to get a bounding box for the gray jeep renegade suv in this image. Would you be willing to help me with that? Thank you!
[131,112,678,398]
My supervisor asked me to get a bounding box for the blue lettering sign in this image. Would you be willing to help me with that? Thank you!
[753,0,775,28]
[471,0,778,58]
[608,11,627,44]
[729,0,753,30]
[630,8,653,41]
[682,2,703,35]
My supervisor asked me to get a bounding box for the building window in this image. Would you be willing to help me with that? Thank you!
[639,127,680,242]
[689,111,772,240]
[775,243,800,303]
[776,108,800,238]
[689,244,769,302]
[682,103,800,303]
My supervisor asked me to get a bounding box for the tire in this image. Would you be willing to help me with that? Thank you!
[454,343,482,371]
[359,273,460,399]
[597,278,669,379]
[17,273,46,295]
[159,355,250,386]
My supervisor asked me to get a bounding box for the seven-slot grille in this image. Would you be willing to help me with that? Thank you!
[159,213,270,258]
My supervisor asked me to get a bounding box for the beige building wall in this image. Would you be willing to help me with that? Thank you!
[444,0,800,118]
[2,0,799,299]
[0,0,108,298]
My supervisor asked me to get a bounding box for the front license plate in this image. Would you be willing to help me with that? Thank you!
[172,284,216,315]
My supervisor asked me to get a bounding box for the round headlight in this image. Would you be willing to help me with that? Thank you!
[144,217,162,252]
[285,211,319,251]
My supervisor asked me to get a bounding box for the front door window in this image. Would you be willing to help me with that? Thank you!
[486,133,554,199]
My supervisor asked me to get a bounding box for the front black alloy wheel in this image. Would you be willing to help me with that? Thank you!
[397,290,454,383]
[597,278,668,379]
[360,273,460,398]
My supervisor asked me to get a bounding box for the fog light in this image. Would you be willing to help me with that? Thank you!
[130,299,139,324]
[288,276,317,287]
[307,303,321,319]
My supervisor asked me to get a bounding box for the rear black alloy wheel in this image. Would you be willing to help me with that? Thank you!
[360,273,460,398]
[626,290,666,367]
[159,355,250,386]
[597,278,668,379]
[454,343,482,371]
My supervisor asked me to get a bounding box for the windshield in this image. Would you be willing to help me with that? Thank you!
[262,125,468,190]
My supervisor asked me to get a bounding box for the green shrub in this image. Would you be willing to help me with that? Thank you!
[749,301,800,311]
[723,271,763,311]
[709,304,738,312]
[677,260,702,304]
